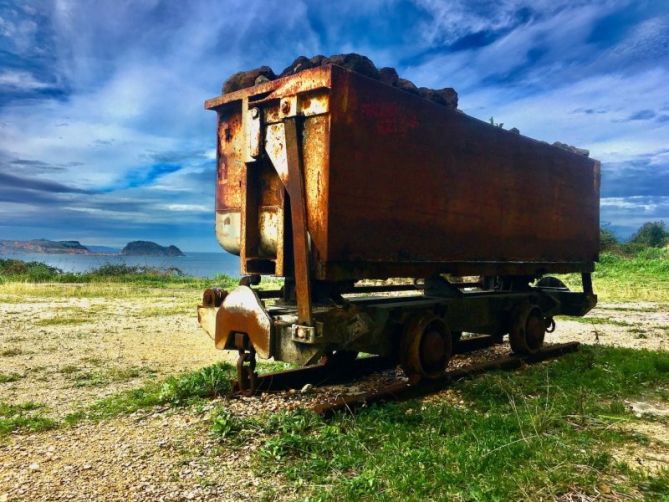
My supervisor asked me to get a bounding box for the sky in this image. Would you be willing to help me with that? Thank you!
[0,0,667,252]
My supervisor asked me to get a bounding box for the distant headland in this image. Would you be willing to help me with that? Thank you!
[0,239,185,257]
[120,241,185,257]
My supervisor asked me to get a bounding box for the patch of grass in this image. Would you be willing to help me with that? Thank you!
[0,402,57,436]
[59,364,81,375]
[600,305,667,313]
[33,305,106,327]
[559,315,633,327]
[559,248,669,302]
[35,315,89,327]
[79,356,103,365]
[69,365,158,387]
[211,345,669,500]
[0,372,23,383]
[0,347,23,357]
[65,362,236,423]
[211,408,262,443]
[627,469,669,499]
[140,305,194,317]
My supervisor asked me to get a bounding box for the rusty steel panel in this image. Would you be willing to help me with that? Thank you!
[206,64,599,281]
[323,67,599,279]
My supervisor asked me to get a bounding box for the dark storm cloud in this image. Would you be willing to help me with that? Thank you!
[0,171,91,194]
[9,158,64,171]
[601,156,669,198]
[627,109,656,121]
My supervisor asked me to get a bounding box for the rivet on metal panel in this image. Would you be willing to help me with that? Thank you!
[279,97,297,118]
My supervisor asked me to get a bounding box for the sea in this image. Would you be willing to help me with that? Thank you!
[0,251,241,279]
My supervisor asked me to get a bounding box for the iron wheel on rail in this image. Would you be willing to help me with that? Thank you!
[509,304,548,355]
[400,313,452,382]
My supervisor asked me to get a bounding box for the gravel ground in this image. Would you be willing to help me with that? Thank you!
[1,290,668,500]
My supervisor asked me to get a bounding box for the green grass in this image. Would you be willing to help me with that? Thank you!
[0,372,23,383]
[68,365,158,387]
[64,362,236,424]
[0,402,57,436]
[557,315,633,327]
[0,347,23,357]
[139,305,195,317]
[560,248,669,302]
[210,345,669,500]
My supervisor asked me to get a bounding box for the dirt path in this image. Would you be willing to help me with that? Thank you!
[1,289,668,500]
[0,408,291,501]
[551,301,669,350]
[1,292,234,418]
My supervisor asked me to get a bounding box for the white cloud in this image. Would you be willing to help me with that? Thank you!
[162,204,210,213]
[0,69,51,90]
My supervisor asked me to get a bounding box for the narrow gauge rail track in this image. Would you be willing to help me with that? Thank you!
[312,342,579,416]
[233,334,500,393]
[233,338,579,415]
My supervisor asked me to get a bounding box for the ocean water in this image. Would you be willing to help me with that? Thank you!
[0,251,241,278]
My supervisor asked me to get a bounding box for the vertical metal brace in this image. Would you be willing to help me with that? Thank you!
[581,273,593,295]
[283,117,313,326]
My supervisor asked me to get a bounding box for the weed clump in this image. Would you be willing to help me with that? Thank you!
[159,363,234,405]
[0,402,57,436]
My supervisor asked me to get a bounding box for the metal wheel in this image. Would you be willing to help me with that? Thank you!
[400,314,452,380]
[536,276,569,290]
[510,305,546,355]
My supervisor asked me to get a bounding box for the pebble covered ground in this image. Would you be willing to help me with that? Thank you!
[1,288,668,500]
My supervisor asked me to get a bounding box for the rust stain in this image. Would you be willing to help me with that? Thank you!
[359,102,419,135]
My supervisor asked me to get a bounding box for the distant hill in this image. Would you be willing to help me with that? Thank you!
[120,241,185,257]
[0,239,90,254]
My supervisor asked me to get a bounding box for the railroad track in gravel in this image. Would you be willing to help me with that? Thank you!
[232,337,579,415]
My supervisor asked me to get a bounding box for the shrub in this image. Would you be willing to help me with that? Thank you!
[600,227,619,252]
[630,221,669,248]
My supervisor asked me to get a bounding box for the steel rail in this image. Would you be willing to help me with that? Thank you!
[233,334,500,393]
[311,342,579,415]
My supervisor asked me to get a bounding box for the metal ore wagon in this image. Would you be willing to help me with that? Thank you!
[197,64,599,390]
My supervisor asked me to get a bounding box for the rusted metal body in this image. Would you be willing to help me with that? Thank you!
[199,64,599,379]
[206,64,600,281]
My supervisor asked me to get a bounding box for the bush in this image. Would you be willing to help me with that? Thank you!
[0,258,240,289]
[630,221,669,248]
[0,259,62,281]
[600,227,619,252]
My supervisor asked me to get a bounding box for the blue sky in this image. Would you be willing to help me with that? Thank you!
[0,0,667,251]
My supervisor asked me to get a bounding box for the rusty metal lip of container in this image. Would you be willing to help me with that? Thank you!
[204,65,336,110]
[205,63,597,164]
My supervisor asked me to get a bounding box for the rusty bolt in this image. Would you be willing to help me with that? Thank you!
[281,101,291,115]
[250,107,259,119]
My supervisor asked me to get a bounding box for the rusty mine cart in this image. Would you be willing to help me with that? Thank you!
[197,64,599,392]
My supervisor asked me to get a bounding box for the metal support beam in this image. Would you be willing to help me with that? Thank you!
[283,117,313,325]
[581,272,593,295]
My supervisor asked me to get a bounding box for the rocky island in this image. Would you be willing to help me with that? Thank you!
[0,239,184,256]
[120,241,185,257]
[0,239,90,254]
